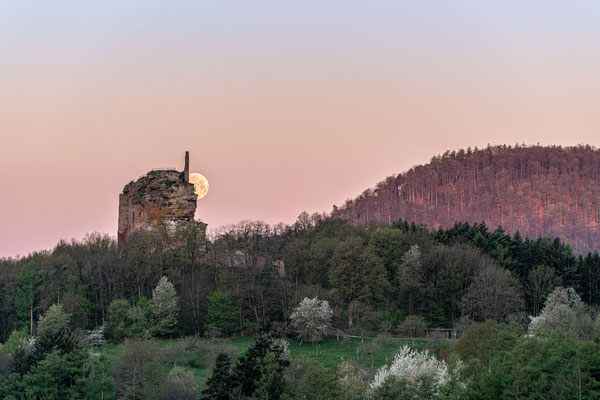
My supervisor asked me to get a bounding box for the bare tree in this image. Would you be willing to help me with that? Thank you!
[528,265,561,316]
[462,263,524,322]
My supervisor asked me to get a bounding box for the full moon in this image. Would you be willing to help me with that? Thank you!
[189,173,209,200]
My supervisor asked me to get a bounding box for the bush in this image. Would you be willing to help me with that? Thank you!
[397,315,426,337]
[159,366,197,400]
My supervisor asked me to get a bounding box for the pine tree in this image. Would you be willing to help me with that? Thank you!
[202,353,234,400]
[205,290,239,335]
[254,352,286,400]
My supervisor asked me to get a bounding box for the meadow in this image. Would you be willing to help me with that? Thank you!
[95,335,452,391]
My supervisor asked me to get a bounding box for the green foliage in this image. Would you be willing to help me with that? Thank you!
[127,298,152,338]
[423,302,447,328]
[13,261,43,335]
[291,361,343,400]
[86,353,116,400]
[105,299,131,343]
[330,236,390,327]
[3,328,30,354]
[233,334,291,398]
[151,276,180,337]
[33,304,76,361]
[161,366,197,400]
[468,335,600,400]
[1,304,90,399]
[254,352,287,400]
[206,290,239,335]
[112,339,167,400]
[202,353,235,400]
[22,348,89,400]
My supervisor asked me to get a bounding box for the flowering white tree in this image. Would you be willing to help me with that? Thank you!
[86,325,106,349]
[371,346,448,392]
[151,276,180,337]
[290,297,333,344]
[529,286,598,340]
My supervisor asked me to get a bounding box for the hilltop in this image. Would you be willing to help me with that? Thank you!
[332,144,600,253]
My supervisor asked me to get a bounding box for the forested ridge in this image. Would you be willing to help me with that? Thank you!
[3,215,600,398]
[332,144,600,254]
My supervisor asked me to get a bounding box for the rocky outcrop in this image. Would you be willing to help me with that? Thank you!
[118,153,197,249]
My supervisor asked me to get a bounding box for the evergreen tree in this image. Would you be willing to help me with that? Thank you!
[33,304,76,362]
[233,334,290,398]
[254,352,286,400]
[206,290,239,335]
[202,353,234,400]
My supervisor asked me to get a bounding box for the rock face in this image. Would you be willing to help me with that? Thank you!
[118,153,197,249]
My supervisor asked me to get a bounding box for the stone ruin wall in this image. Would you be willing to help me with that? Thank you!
[118,153,197,250]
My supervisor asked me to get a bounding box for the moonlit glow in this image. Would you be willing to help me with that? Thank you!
[189,173,209,200]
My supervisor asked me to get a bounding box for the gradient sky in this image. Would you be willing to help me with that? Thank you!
[1,1,600,256]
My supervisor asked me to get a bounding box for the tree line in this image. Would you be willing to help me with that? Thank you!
[1,214,599,342]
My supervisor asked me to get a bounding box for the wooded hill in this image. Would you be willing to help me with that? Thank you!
[332,144,600,253]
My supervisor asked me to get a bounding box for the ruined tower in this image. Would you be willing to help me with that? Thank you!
[117,152,197,250]
[184,151,190,182]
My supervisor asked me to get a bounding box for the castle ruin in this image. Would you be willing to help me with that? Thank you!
[118,152,197,250]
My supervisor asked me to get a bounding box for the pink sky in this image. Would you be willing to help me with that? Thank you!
[1,1,600,256]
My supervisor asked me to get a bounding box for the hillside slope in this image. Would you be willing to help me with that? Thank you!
[332,145,600,253]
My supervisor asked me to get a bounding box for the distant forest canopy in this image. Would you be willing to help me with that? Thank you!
[1,214,600,344]
[331,144,600,254]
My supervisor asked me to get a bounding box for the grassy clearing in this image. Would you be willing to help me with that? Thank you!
[96,335,452,391]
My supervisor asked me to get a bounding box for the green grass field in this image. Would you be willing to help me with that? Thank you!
[96,335,452,391]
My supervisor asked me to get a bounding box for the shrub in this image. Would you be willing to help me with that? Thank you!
[397,315,426,337]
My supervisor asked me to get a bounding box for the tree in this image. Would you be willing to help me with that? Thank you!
[290,297,333,345]
[151,276,180,337]
[528,265,561,316]
[14,261,43,336]
[33,304,76,361]
[292,361,343,400]
[254,352,286,400]
[105,299,130,343]
[397,244,423,314]
[462,264,524,322]
[397,315,426,338]
[329,237,389,327]
[233,334,290,398]
[202,353,235,400]
[22,348,89,400]
[160,366,197,400]
[529,287,598,340]
[205,290,239,336]
[112,339,167,400]
[370,346,448,393]
[8,304,91,399]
